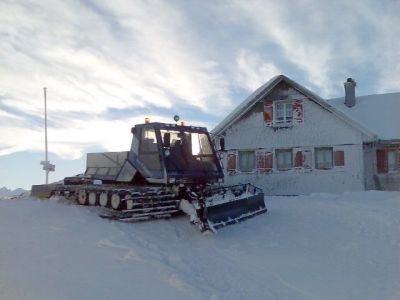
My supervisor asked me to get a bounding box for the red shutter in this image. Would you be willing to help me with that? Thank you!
[292,100,303,124]
[256,150,266,170]
[265,152,273,170]
[256,151,273,172]
[376,149,388,173]
[264,101,273,126]
[227,151,237,174]
[303,150,312,169]
[294,150,303,168]
[334,150,345,167]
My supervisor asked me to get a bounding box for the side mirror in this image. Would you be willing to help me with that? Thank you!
[219,138,225,152]
[164,132,171,147]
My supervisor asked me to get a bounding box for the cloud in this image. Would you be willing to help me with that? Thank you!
[224,0,399,97]
[0,0,233,159]
[235,49,280,91]
[0,0,399,161]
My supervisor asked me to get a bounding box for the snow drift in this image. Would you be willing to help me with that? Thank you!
[1,191,400,299]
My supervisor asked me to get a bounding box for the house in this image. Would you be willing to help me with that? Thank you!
[211,75,400,195]
[328,90,400,191]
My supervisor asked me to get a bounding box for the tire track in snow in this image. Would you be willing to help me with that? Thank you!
[113,216,315,300]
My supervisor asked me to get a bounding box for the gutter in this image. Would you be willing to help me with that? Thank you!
[377,139,400,146]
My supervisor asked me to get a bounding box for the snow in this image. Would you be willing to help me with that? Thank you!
[211,75,280,135]
[328,92,400,140]
[1,191,400,299]
[0,187,27,198]
[211,74,372,138]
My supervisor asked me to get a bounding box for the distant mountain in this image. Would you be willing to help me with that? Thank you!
[0,187,28,198]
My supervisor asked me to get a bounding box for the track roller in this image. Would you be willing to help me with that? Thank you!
[99,192,109,207]
[78,190,88,205]
[111,193,122,210]
[88,192,97,206]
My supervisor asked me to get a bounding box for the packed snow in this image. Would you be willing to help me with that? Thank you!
[1,191,400,300]
[328,92,400,140]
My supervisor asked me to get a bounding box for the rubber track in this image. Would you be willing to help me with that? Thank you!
[54,185,180,222]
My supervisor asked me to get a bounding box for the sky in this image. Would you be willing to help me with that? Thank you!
[0,0,399,189]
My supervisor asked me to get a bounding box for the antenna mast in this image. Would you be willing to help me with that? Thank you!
[40,87,55,184]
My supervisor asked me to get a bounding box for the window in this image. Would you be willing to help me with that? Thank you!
[160,129,218,173]
[276,149,292,170]
[264,99,303,127]
[388,150,397,171]
[377,149,398,173]
[140,128,158,153]
[315,147,333,169]
[274,100,293,124]
[238,151,255,172]
[139,128,162,172]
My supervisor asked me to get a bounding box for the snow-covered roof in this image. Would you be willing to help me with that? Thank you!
[211,75,281,135]
[212,75,375,139]
[327,93,400,141]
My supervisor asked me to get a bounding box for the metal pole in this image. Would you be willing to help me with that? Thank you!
[44,87,48,184]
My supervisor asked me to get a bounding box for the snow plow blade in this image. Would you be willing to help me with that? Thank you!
[202,184,267,230]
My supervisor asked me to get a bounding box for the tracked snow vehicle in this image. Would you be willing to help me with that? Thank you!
[31,121,266,232]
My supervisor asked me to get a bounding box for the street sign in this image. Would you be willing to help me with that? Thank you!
[40,160,55,172]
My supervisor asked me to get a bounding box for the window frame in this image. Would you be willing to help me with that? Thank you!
[376,148,399,174]
[387,149,398,172]
[138,127,162,173]
[238,150,255,173]
[275,148,293,171]
[315,147,333,170]
[376,149,388,173]
[139,128,159,154]
[273,100,293,125]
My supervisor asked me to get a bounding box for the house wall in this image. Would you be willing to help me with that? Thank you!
[363,143,376,190]
[220,84,366,195]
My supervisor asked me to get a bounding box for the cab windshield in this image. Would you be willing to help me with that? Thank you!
[160,129,218,173]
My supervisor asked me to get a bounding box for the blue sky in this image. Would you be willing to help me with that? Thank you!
[0,0,399,189]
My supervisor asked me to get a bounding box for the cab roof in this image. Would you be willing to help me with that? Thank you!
[132,122,208,133]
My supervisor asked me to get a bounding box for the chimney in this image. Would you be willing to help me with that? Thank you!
[344,78,356,107]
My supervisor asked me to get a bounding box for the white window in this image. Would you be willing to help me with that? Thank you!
[388,150,397,171]
[274,100,293,124]
[238,151,255,172]
[315,147,333,169]
[140,128,162,172]
[276,149,293,170]
[140,128,158,153]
